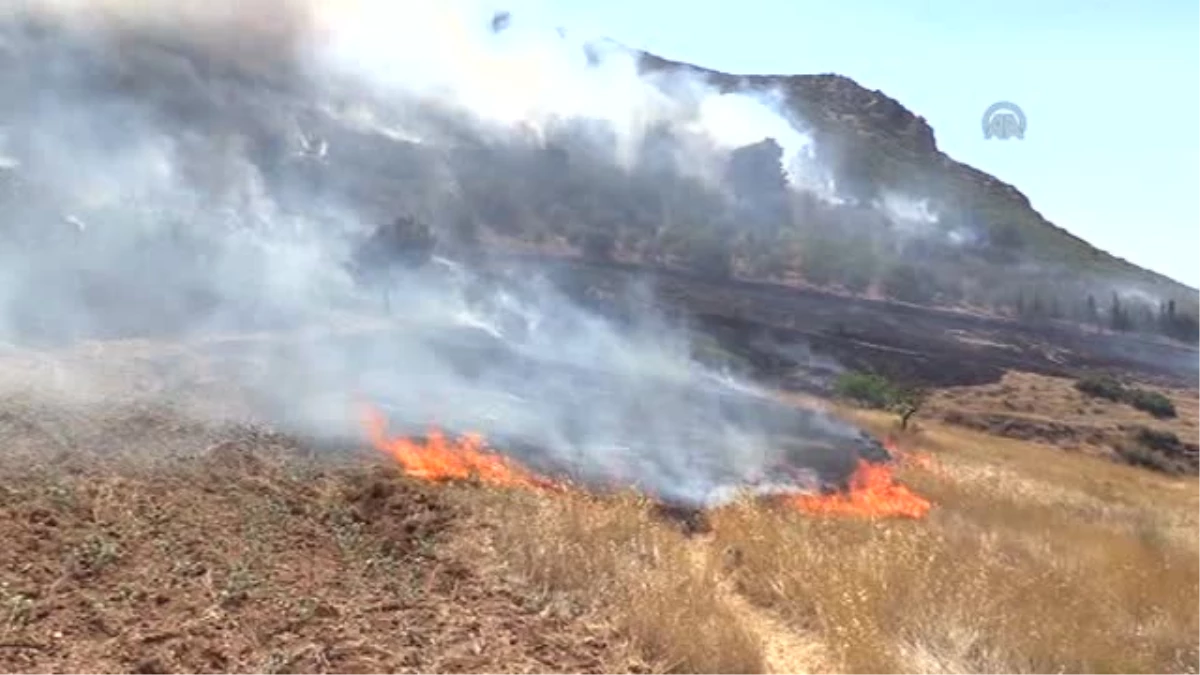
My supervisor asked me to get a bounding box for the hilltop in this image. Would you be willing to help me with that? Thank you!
[637,52,1196,299]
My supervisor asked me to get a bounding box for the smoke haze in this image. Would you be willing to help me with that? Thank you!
[0,0,898,505]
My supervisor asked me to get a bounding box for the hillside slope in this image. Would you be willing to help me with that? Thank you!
[0,8,1195,351]
[637,52,1194,297]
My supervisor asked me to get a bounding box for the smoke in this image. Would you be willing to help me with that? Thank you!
[0,0,885,506]
[875,191,939,231]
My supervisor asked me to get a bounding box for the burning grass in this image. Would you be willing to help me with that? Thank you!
[782,457,931,519]
[361,402,1197,673]
[361,404,934,522]
[705,419,1200,673]
[467,414,1199,674]
[3,394,1196,673]
[361,406,560,491]
[0,403,637,674]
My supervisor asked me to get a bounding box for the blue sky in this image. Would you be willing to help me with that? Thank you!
[536,0,1199,288]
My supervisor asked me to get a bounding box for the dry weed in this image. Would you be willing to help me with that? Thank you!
[469,488,767,674]
[706,420,1200,674]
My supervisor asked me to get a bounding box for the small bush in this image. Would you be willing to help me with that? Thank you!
[1134,427,1183,453]
[1116,428,1193,475]
[1126,389,1176,419]
[1117,444,1182,474]
[1074,373,1126,402]
[834,371,896,409]
[1075,374,1177,419]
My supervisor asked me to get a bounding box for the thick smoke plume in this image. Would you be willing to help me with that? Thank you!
[0,0,885,506]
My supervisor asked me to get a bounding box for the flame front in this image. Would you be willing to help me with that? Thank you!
[785,459,932,520]
[362,406,557,490]
[363,404,930,518]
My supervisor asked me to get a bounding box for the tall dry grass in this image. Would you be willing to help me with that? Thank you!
[461,488,766,674]
[466,412,1199,674]
[708,419,1200,673]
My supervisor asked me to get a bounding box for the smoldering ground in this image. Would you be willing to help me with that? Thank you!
[0,0,891,506]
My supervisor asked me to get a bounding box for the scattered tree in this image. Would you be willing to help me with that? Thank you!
[833,371,894,409]
[1085,294,1098,322]
[834,371,930,430]
[891,385,930,431]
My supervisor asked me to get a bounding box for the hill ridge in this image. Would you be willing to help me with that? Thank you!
[634,50,1196,294]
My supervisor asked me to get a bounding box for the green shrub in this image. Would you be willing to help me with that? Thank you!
[1074,374,1177,419]
[1117,427,1191,475]
[1074,373,1126,402]
[1116,444,1186,475]
[1126,389,1177,419]
[833,371,896,409]
[1134,427,1184,453]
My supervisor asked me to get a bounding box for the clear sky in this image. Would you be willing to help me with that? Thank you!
[533,0,1199,288]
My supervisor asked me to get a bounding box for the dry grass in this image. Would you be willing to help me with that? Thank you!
[460,488,767,674]
[703,411,1200,673]
[0,404,637,673]
[467,406,1199,674]
[2,359,1197,673]
[926,370,1199,461]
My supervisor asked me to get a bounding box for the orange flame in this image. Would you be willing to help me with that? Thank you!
[785,459,932,519]
[899,450,937,472]
[362,404,931,519]
[885,437,941,474]
[361,406,559,491]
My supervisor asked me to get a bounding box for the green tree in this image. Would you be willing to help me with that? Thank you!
[892,385,930,431]
[1110,292,1133,331]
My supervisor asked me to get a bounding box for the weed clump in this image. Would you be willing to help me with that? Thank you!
[1074,373,1176,418]
[1126,389,1176,419]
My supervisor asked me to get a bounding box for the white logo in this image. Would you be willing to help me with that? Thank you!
[982,101,1026,140]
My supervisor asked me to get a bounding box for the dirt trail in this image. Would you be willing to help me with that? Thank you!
[686,538,828,674]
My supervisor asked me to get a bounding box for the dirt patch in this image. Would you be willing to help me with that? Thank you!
[685,538,827,674]
[0,404,632,674]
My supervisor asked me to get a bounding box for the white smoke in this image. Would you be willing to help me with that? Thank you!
[0,0,881,506]
[876,190,940,230]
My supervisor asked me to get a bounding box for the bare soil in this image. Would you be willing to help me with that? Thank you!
[0,402,633,674]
